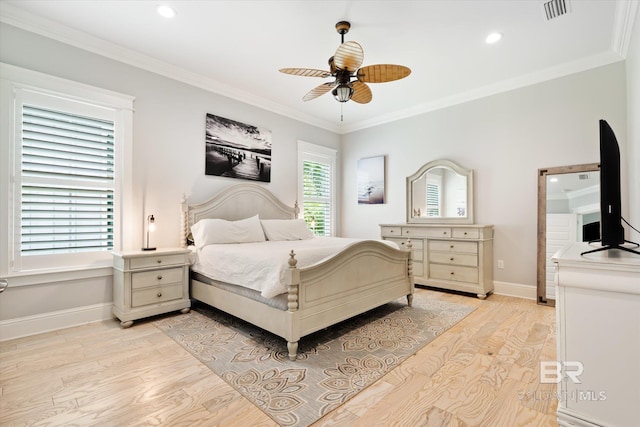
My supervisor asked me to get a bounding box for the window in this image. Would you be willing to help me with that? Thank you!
[297,141,337,236]
[1,64,134,275]
[426,176,442,217]
[21,105,115,256]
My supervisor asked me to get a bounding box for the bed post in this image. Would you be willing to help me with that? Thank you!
[180,194,188,248]
[285,250,300,360]
[406,239,414,307]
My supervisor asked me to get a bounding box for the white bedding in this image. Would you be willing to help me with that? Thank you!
[191,237,398,298]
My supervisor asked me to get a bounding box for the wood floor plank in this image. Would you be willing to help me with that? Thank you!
[0,288,558,426]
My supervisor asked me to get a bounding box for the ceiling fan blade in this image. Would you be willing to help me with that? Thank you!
[334,41,364,72]
[279,68,331,78]
[357,64,411,83]
[351,81,372,104]
[303,82,336,101]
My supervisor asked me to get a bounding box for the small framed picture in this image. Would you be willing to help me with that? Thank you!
[357,155,385,204]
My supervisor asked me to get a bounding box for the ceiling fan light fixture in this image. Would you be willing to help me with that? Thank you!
[332,84,353,102]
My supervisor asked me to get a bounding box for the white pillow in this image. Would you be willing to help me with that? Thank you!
[191,215,265,248]
[260,219,315,241]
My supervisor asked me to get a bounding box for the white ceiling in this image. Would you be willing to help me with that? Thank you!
[0,1,636,133]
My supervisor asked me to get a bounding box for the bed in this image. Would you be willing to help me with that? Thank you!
[180,183,414,360]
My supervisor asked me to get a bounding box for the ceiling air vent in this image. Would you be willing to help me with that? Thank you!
[544,0,571,21]
[578,173,590,180]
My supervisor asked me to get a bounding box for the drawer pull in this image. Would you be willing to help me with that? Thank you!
[450,257,454,261]
[157,275,163,280]
[443,231,448,235]
[157,259,162,264]
[390,230,395,233]
[450,272,455,275]
[450,245,455,249]
[157,292,162,298]
[463,232,468,236]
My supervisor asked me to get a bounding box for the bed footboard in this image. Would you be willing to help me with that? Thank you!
[283,240,413,359]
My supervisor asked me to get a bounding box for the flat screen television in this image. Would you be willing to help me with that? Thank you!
[581,120,639,255]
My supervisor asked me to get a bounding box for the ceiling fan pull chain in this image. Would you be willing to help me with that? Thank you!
[340,103,344,122]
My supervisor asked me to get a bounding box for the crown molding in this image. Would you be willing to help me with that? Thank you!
[612,0,639,57]
[2,2,635,136]
[339,50,625,134]
[0,3,340,133]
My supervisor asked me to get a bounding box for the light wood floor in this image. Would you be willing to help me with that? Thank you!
[0,288,558,426]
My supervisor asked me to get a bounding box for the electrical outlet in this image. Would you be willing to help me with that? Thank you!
[497,260,505,269]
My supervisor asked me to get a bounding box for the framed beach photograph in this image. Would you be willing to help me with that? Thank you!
[357,155,385,204]
[205,113,272,182]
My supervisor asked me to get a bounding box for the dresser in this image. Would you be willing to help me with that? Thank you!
[381,223,494,298]
[553,242,640,427]
[112,248,191,327]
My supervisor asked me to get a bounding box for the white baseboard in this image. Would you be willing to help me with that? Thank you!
[493,281,537,300]
[0,303,113,342]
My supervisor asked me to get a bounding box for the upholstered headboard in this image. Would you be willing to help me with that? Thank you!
[180,183,298,247]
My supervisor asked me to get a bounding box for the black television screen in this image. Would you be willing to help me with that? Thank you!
[582,120,639,255]
[598,119,624,246]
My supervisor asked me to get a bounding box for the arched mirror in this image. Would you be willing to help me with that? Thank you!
[407,159,474,224]
[537,163,600,306]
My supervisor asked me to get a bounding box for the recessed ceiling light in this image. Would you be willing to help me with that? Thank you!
[485,32,503,44]
[550,177,559,183]
[157,5,176,19]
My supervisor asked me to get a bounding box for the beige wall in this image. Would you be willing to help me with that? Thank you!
[0,23,340,324]
[340,62,628,292]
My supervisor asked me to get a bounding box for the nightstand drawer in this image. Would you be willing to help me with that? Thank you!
[131,284,183,307]
[131,268,183,289]
[130,254,186,270]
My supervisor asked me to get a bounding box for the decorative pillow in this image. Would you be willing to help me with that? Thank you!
[191,214,265,248]
[260,219,315,241]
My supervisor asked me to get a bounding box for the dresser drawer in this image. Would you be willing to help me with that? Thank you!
[429,264,478,283]
[131,283,183,307]
[130,254,186,270]
[403,227,452,238]
[381,226,402,237]
[429,240,478,254]
[430,252,478,267]
[452,228,480,239]
[388,238,424,250]
[131,267,184,289]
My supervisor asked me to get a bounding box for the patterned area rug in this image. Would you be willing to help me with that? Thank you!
[155,295,474,426]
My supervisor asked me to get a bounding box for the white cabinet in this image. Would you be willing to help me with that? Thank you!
[381,224,493,298]
[112,248,191,327]
[553,242,640,427]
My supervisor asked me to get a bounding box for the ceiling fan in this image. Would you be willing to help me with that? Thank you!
[279,21,411,105]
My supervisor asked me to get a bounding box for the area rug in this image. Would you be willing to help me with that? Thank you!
[154,295,475,426]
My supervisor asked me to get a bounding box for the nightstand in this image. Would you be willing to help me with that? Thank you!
[112,248,191,328]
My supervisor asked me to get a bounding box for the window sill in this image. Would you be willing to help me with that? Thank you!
[3,265,113,288]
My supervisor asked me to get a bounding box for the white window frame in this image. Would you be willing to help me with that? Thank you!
[297,141,337,237]
[0,63,134,281]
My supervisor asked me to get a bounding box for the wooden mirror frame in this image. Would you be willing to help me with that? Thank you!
[537,163,600,306]
[406,159,474,224]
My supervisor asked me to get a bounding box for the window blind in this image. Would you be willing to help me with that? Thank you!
[426,182,441,217]
[20,105,115,255]
[302,160,331,236]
